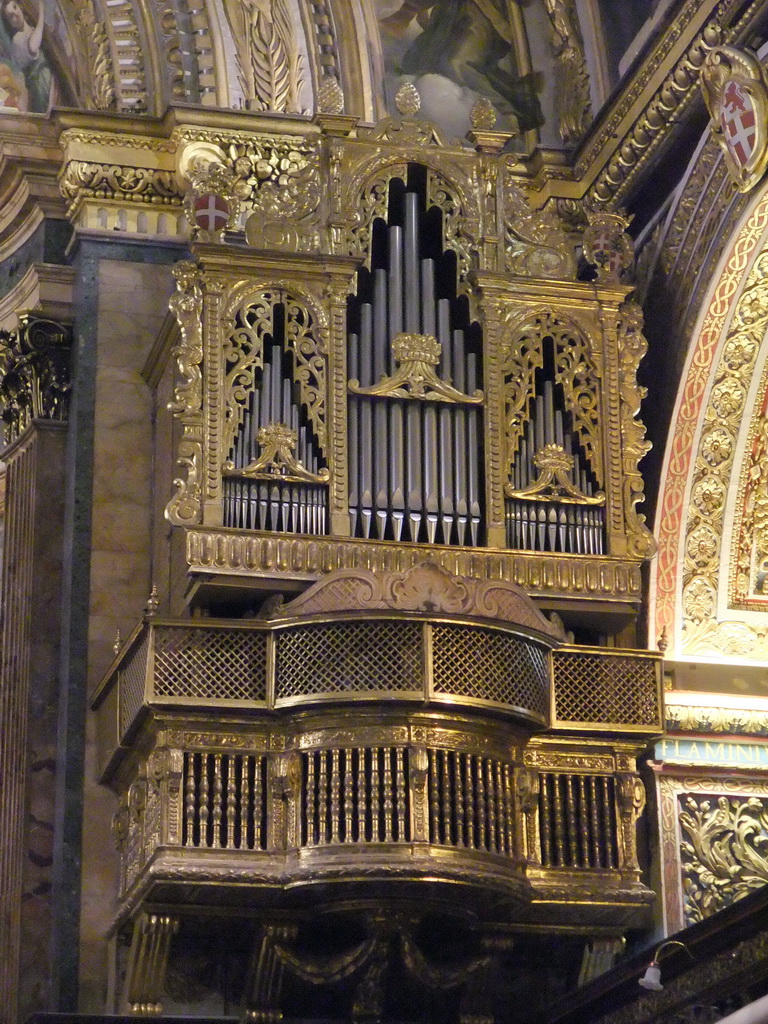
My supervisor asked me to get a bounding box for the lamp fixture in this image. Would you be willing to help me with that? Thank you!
[638,940,694,991]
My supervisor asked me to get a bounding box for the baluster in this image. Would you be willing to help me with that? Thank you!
[553,774,566,867]
[486,760,497,853]
[395,748,406,842]
[464,753,475,849]
[356,747,366,843]
[493,762,505,854]
[502,763,514,855]
[588,776,600,867]
[212,753,223,848]
[184,753,195,847]
[454,752,465,847]
[476,756,487,850]
[565,774,578,867]
[441,750,452,846]
[540,773,553,867]
[383,747,394,841]
[226,755,236,849]
[200,753,210,848]
[428,749,439,843]
[330,748,341,843]
[601,777,616,868]
[343,750,353,843]
[577,775,588,866]
[240,755,250,850]
[254,756,262,849]
[318,751,329,845]
[371,748,381,841]
[306,753,316,847]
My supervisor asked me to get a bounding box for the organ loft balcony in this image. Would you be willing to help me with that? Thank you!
[86,124,664,1015]
[93,562,663,1014]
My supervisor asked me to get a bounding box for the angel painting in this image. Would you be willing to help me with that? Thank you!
[377,0,543,137]
[0,0,53,113]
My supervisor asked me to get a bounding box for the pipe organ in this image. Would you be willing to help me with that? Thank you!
[91,109,663,1018]
[166,130,654,610]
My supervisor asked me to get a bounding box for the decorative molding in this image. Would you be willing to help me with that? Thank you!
[267,560,565,639]
[666,702,768,737]
[185,529,644,601]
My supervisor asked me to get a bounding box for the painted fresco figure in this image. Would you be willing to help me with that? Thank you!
[0,0,52,112]
[385,0,543,131]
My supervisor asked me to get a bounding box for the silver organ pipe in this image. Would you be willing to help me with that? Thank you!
[504,376,606,555]
[347,183,485,547]
[223,316,329,535]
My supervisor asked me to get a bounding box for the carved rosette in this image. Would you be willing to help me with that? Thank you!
[166,261,204,526]
[503,176,576,279]
[679,794,768,923]
[0,314,73,446]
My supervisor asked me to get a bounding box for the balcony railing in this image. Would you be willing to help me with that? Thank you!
[94,617,663,775]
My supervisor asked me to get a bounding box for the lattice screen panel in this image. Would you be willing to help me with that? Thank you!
[432,624,548,718]
[276,621,423,699]
[553,650,660,727]
[153,627,268,701]
[119,633,150,736]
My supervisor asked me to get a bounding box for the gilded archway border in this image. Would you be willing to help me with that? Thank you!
[653,188,768,655]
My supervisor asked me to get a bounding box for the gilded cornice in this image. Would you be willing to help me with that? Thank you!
[666,700,768,736]
[185,529,643,603]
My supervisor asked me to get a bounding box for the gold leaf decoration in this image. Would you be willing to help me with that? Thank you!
[224,0,305,113]
[679,794,768,924]
[317,76,343,115]
[395,81,421,116]
[470,96,497,131]
[73,0,116,111]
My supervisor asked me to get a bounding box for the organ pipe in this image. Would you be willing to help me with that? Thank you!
[346,185,485,547]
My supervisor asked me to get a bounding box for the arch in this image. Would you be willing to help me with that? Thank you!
[221,281,330,460]
[652,183,768,660]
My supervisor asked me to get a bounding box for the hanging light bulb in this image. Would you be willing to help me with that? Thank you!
[638,940,694,991]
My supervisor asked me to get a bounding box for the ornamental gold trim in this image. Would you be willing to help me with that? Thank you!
[349,333,483,404]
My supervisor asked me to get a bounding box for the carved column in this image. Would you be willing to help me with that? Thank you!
[616,770,645,880]
[0,314,72,1022]
[473,279,509,548]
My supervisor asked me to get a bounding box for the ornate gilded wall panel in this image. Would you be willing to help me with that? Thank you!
[654,768,768,933]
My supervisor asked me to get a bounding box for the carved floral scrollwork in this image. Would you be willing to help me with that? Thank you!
[222,288,327,460]
[679,795,768,923]
[427,167,478,295]
[503,177,576,280]
[501,311,602,488]
[59,161,182,209]
[166,261,204,526]
[0,314,73,445]
[616,301,656,558]
[341,164,407,266]
[245,142,323,252]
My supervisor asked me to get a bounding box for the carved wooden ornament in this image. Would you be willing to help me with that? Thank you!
[702,46,768,192]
